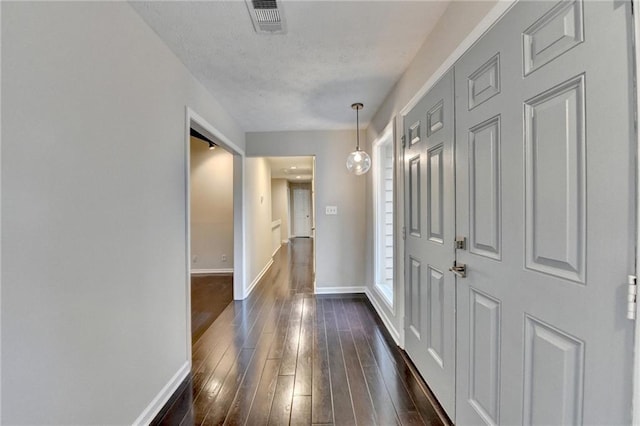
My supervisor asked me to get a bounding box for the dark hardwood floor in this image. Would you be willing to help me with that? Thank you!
[153,238,449,426]
[191,274,234,344]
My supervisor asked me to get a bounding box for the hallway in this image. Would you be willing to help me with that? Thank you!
[153,238,448,425]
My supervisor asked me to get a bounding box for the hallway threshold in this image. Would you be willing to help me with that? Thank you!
[153,239,450,426]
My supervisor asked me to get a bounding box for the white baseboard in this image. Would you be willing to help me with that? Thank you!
[365,287,401,346]
[314,286,366,294]
[244,258,274,298]
[191,268,233,275]
[133,361,190,425]
[271,245,281,257]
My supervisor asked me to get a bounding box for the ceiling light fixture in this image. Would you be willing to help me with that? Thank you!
[208,141,216,150]
[291,166,297,170]
[346,103,371,175]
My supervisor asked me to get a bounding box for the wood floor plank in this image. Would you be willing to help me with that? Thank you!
[343,298,365,331]
[294,297,314,396]
[332,299,350,332]
[224,331,276,425]
[245,358,281,426]
[279,295,304,375]
[201,348,255,426]
[193,345,248,424]
[268,296,294,360]
[178,406,195,426]
[324,307,356,426]
[311,300,333,425]
[290,395,312,425]
[362,364,402,426]
[321,298,334,313]
[268,375,295,425]
[350,324,376,369]
[262,296,286,334]
[243,297,278,349]
[338,329,376,425]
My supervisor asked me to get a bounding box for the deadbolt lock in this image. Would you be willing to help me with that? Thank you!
[455,236,467,250]
[449,262,467,278]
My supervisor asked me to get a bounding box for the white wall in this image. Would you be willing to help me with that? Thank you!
[190,137,234,271]
[245,157,274,293]
[365,0,499,343]
[1,2,245,424]
[246,131,366,291]
[271,178,290,242]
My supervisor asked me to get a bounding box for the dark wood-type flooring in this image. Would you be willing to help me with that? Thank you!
[191,274,234,344]
[154,238,449,426]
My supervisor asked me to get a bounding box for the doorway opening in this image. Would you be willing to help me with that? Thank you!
[267,156,316,291]
[186,108,245,357]
[189,128,234,344]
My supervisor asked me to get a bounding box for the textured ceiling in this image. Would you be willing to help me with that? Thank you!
[131,1,449,132]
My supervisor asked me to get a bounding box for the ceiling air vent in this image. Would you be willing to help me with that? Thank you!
[246,0,286,34]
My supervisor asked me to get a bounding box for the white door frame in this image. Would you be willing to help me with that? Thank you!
[184,107,246,363]
[632,1,640,423]
[390,0,640,421]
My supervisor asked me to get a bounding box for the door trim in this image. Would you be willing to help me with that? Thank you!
[184,107,246,364]
[367,119,401,346]
[632,0,640,423]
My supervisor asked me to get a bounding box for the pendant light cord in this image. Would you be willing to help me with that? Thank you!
[356,107,360,151]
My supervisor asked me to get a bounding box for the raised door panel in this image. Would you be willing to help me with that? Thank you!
[409,155,421,237]
[469,289,501,426]
[409,121,421,146]
[469,116,502,260]
[523,316,584,426]
[523,0,584,76]
[427,145,444,244]
[427,266,445,368]
[468,53,500,110]
[428,101,445,136]
[408,258,421,340]
[524,75,586,283]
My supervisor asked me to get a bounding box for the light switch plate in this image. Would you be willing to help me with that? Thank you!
[326,205,338,215]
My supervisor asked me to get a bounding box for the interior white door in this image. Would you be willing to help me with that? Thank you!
[404,69,456,419]
[454,1,635,424]
[292,184,311,237]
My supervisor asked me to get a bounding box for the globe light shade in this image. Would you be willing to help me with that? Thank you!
[346,149,371,175]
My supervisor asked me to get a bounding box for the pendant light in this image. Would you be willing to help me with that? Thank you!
[346,102,371,175]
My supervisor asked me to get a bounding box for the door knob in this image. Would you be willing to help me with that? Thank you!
[449,262,467,278]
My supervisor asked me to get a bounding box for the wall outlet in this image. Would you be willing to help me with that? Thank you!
[325,205,338,215]
[221,254,227,262]
[192,255,198,263]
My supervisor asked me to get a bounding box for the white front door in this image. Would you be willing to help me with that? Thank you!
[404,69,456,420]
[454,1,635,424]
[292,184,311,237]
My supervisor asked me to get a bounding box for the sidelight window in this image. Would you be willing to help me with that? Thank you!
[373,128,394,307]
